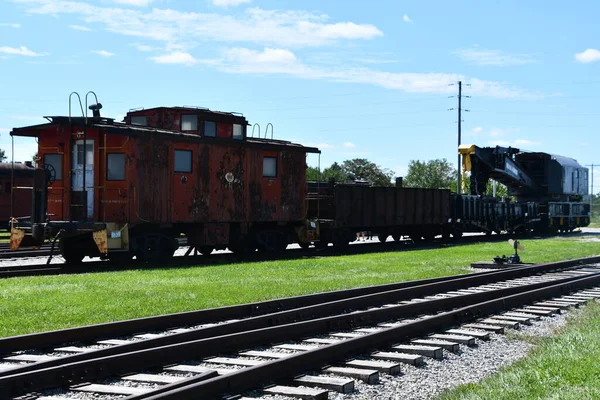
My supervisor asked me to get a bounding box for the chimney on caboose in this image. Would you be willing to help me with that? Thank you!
[89,103,103,118]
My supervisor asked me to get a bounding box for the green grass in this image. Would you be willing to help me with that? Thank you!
[439,301,600,400]
[0,231,9,243]
[0,236,599,338]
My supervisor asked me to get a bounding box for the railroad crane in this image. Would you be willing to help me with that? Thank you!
[459,144,590,232]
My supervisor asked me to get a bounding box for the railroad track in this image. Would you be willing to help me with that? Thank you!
[1,256,599,399]
[0,231,586,278]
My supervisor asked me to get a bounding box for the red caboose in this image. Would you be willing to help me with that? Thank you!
[10,98,320,263]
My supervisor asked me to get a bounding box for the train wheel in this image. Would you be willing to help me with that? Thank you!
[59,238,85,264]
[298,242,310,250]
[198,246,214,256]
[260,231,287,254]
[452,230,463,239]
[108,251,132,265]
[134,233,177,263]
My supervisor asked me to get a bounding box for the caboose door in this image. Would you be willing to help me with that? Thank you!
[71,140,94,219]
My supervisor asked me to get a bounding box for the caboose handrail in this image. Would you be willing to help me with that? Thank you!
[68,92,84,123]
[251,123,260,138]
[85,91,99,123]
[265,123,274,140]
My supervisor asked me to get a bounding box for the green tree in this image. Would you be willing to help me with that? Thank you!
[341,158,394,186]
[306,162,351,183]
[0,148,6,162]
[404,158,456,189]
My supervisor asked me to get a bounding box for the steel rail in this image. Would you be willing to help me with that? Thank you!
[1,270,597,399]
[133,271,600,400]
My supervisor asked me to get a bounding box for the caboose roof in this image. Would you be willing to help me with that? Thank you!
[127,106,247,123]
[10,117,321,154]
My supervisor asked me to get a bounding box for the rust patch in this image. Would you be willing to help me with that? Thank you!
[10,226,25,251]
[93,229,108,253]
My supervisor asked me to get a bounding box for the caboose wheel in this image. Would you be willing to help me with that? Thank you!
[59,238,85,264]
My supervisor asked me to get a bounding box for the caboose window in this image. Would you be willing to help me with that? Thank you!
[204,121,216,137]
[131,116,147,125]
[181,115,198,131]
[233,124,243,140]
[263,157,277,177]
[174,150,192,173]
[44,154,63,180]
[107,153,126,180]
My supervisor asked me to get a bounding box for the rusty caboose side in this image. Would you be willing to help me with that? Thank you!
[10,101,320,262]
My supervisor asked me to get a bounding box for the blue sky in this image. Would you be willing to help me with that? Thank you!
[1,0,599,191]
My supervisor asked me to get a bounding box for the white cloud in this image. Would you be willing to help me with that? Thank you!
[134,43,156,52]
[0,23,21,28]
[403,14,412,23]
[343,142,356,148]
[225,47,297,64]
[70,24,92,31]
[575,48,600,63]
[454,47,535,66]
[11,1,382,48]
[220,47,533,98]
[212,0,252,7]
[315,143,334,149]
[91,50,116,57]
[149,51,198,66]
[472,126,483,135]
[113,0,153,6]
[0,46,45,56]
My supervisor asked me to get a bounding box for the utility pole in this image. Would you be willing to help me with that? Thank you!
[449,81,469,194]
[457,81,462,194]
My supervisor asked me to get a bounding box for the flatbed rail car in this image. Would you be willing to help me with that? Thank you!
[9,98,320,262]
[306,180,451,245]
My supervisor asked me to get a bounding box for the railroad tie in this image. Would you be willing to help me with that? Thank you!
[371,351,424,366]
[503,312,541,321]
[445,329,490,340]
[239,350,289,359]
[294,375,355,394]
[462,323,504,334]
[513,308,554,316]
[392,344,444,359]
[205,357,262,367]
[72,383,150,396]
[345,359,401,375]
[323,366,379,384]
[263,385,328,400]
[490,315,532,325]
[535,301,577,309]
[429,334,476,346]
[165,364,233,376]
[122,373,184,384]
[274,343,320,351]
[478,318,520,329]
[411,338,460,352]
[304,338,342,345]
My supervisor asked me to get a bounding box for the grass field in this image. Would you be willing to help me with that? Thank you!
[1,235,599,338]
[0,231,9,244]
[440,301,600,399]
